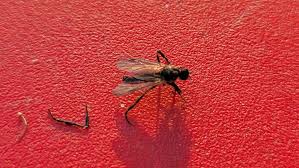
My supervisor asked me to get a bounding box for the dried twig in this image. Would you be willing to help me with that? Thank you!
[17,112,28,142]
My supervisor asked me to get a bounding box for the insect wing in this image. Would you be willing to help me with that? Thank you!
[117,58,164,74]
[113,81,161,96]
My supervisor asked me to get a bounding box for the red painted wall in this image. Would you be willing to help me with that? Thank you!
[0,1,298,167]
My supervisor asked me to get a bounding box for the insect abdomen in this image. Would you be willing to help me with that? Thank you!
[123,76,144,83]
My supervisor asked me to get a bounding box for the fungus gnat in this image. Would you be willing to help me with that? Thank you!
[113,50,189,125]
[48,105,89,129]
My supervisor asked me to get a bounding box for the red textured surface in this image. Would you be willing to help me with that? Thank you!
[0,0,298,167]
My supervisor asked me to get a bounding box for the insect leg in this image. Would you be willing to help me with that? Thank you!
[156,53,161,63]
[168,82,182,94]
[168,82,186,102]
[157,50,170,64]
[125,85,157,125]
[84,105,89,128]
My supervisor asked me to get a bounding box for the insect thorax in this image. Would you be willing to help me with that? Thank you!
[160,67,179,82]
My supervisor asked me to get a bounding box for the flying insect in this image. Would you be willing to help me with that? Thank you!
[113,50,189,125]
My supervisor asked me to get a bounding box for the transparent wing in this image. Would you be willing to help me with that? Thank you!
[113,80,162,96]
[133,73,162,82]
[117,58,164,74]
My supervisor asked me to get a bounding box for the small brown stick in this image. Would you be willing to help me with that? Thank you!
[17,112,28,142]
[48,105,89,129]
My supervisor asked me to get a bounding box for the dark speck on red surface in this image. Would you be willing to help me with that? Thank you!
[0,0,298,167]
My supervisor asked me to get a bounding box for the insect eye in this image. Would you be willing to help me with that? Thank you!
[179,68,189,80]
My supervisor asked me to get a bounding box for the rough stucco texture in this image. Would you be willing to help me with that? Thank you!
[0,0,298,167]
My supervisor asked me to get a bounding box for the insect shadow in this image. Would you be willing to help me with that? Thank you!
[113,87,191,167]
